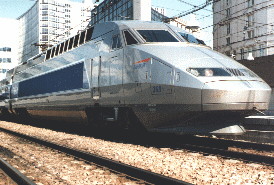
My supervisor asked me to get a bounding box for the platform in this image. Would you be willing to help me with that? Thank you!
[244,116,274,126]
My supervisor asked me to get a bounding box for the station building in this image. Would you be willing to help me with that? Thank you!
[0,18,19,80]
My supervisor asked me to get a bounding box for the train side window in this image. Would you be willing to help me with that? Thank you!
[68,37,74,50]
[64,40,69,52]
[51,47,55,58]
[59,42,64,54]
[111,35,122,50]
[73,34,80,48]
[79,31,86,45]
[46,49,51,60]
[176,72,180,82]
[123,30,138,45]
[86,27,94,42]
[55,44,60,56]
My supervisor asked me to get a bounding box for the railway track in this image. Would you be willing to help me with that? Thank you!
[0,157,35,185]
[178,142,274,166]
[0,127,192,185]
[192,136,274,152]
[145,134,274,166]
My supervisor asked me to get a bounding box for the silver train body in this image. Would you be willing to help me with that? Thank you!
[0,21,271,135]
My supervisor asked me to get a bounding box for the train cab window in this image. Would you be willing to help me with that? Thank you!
[46,49,51,60]
[123,30,138,45]
[86,27,94,42]
[55,44,60,56]
[111,35,122,50]
[68,37,74,50]
[79,31,86,45]
[51,47,55,58]
[179,32,206,45]
[73,34,80,48]
[137,30,179,42]
[59,42,64,54]
[64,40,69,52]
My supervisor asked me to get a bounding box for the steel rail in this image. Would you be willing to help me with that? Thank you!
[0,127,192,185]
[180,143,274,166]
[0,157,36,185]
[186,136,274,152]
[203,137,274,152]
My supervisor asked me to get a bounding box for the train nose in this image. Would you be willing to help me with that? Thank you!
[202,80,271,111]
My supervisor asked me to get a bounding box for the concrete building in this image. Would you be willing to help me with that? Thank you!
[0,18,19,80]
[152,7,166,16]
[17,0,95,63]
[213,0,274,60]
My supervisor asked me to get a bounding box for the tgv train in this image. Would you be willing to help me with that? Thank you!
[0,21,271,135]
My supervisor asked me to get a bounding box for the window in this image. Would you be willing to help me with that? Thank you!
[137,30,179,42]
[0,47,11,52]
[259,44,265,57]
[42,28,48,34]
[124,30,138,45]
[226,8,231,17]
[64,40,69,52]
[247,14,254,27]
[79,31,86,45]
[247,47,253,58]
[247,30,254,39]
[248,0,254,7]
[42,5,48,10]
[55,45,60,56]
[46,49,51,60]
[240,48,244,59]
[51,47,55,58]
[59,42,64,54]
[18,62,86,97]
[0,58,11,63]
[68,37,74,50]
[86,27,94,42]
[42,16,48,21]
[179,32,205,45]
[111,35,122,49]
[226,37,231,45]
[227,23,230,34]
[42,35,48,41]
[73,34,80,48]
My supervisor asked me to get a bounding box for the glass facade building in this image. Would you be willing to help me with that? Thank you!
[89,0,133,27]
[89,0,166,27]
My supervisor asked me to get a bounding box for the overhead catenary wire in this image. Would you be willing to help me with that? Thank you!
[172,0,274,51]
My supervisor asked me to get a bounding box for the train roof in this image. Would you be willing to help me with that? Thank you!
[4,20,201,82]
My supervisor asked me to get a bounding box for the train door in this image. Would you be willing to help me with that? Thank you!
[98,33,124,105]
[150,58,174,103]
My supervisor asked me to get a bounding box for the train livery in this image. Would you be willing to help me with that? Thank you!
[0,21,271,135]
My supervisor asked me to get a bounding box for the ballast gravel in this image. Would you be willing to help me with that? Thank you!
[0,121,273,185]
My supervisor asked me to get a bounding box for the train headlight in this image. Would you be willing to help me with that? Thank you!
[186,68,231,77]
[204,69,214,77]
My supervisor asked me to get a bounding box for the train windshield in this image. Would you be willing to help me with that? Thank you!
[179,32,206,45]
[137,30,179,42]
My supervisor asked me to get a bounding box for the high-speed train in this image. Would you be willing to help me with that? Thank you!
[0,21,271,135]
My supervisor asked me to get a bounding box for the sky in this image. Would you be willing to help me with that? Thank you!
[0,0,213,45]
